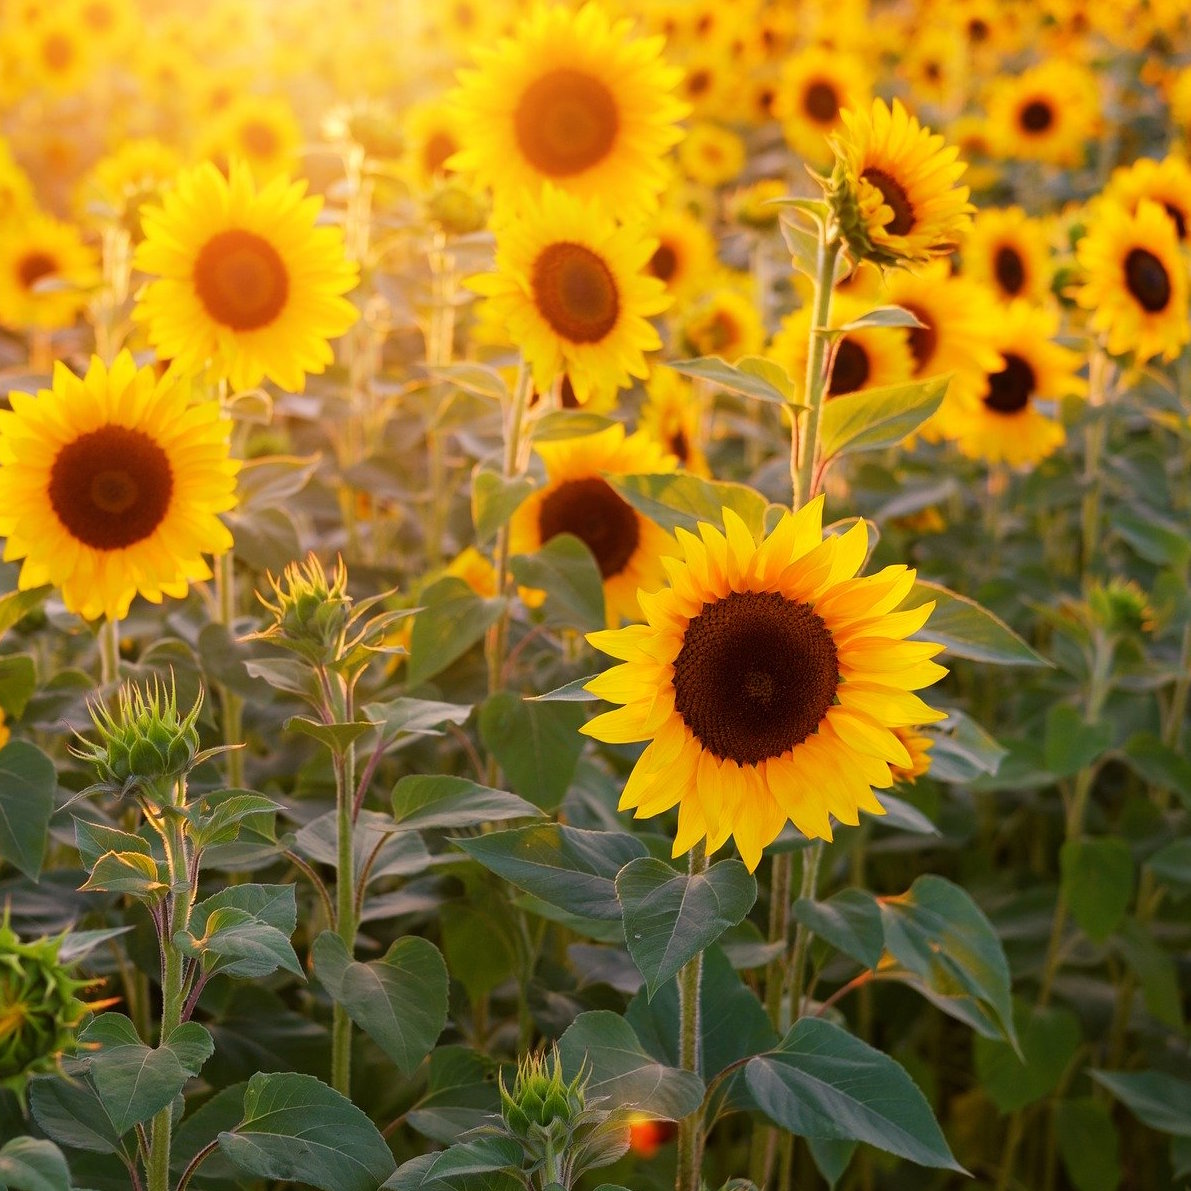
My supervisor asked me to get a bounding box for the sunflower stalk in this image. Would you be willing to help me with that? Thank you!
[98,617,121,687]
[426,228,458,570]
[215,549,245,791]
[1079,348,1112,572]
[675,841,708,1191]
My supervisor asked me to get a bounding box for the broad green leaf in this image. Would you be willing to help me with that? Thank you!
[1146,838,1191,887]
[910,580,1049,667]
[472,468,533,545]
[0,741,57,881]
[362,697,473,741]
[745,1018,964,1172]
[0,654,36,719]
[235,453,321,509]
[179,883,301,980]
[781,216,819,278]
[78,1014,213,1135]
[1060,838,1133,942]
[428,362,508,401]
[792,888,884,971]
[879,874,1017,1049]
[1044,705,1112,778]
[1111,507,1191,569]
[526,675,600,702]
[189,790,280,848]
[927,713,1006,782]
[478,693,585,811]
[408,578,505,687]
[608,473,769,537]
[78,851,166,898]
[836,305,927,332]
[285,716,376,754]
[557,1011,704,1119]
[455,825,647,920]
[531,410,618,441]
[1121,732,1191,809]
[312,932,448,1074]
[1113,922,1183,1031]
[28,1065,124,1153]
[0,1138,71,1191]
[1055,1098,1122,1191]
[0,586,51,635]
[423,1138,523,1180]
[405,1046,500,1144]
[218,1072,396,1191]
[973,1002,1080,1112]
[73,818,150,872]
[510,534,605,632]
[293,809,431,882]
[391,774,541,831]
[616,858,757,996]
[383,1153,521,1191]
[666,355,795,406]
[1090,1070,1191,1138]
[818,376,948,458]
[440,897,525,1002]
[808,1137,856,1188]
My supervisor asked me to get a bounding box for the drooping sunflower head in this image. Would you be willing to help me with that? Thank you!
[133,161,359,393]
[774,45,871,165]
[0,352,239,622]
[986,60,1100,167]
[510,423,676,625]
[0,210,98,332]
[449,1,688,215]
[582,500,948,871]
[468,185,669,404]
[1074,198,1190,365]
[829,98,973,267]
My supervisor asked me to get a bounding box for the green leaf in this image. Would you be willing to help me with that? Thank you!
[616,858,757,997]
[526,675,600,702]
[455,825,648,920]
[807,1137,856,1189]
[1060,838,1133,942]
[880,874,1017,1049]
[312,932,448,1075]
[405,1046,500,1144]
[609,473,769,538]
[1055,1098,1122,1191]
[1111,507,1191,569]
[792,889,884,971]
[408,578,505,687]
[73,817,150,872]
[478,693,585,811]
[510,534,605,632]
[973,1002,1081,1112]
[427,363,508,401]
[836,305,927,332]
[1113,921,1183,1031]
[745,1018,964,1172]
[391,774,541,832]
[383,1153,521,1191]
[0,586,51,635]
[363,697,473,741]
[0,741,57,881]
[818,376,948,458]
[557,1011,704,1119]
[781,216,820,278]
[189,790,280,848]
[78,1014,212,1135]
[1045,705,1113,778]
[0,1138,71,1191]
[285,716,376,754]
[1090,1070,1191,1137]
[666,355,795,406]
[927,713,1007,782]
[218,1072,396,1191]
[1121,732,1191,809]
[178,883,301,980]
[1146,839,1191,887]
[293,809,431,883]
[235,453,321,510]
[422,1138,523,1181]
[0,654,36,719]
[909,580,1050,667]
[28,1065,124,1153]
[531,410,618,441]
[471,468,533,545]
[78,851,166,898]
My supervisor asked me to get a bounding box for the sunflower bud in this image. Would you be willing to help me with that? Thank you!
[500,1048,588,1142]
[425,180,489,236]
[254,553,353,665]
[73,677,203,802]
[0,914,93,1081]
[1087,579,1154,638]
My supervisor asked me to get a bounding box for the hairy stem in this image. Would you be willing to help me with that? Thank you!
[675,842,709,1191]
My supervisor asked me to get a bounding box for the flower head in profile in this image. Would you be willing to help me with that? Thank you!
[829,98,973,268]
[134,161,358,393]
[583,500,947,871]
[0,352,238,621]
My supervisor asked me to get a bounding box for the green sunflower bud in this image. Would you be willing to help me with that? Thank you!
[253,553,353,665]
[1087,578,1154,637]
[0,913,94,1082]
[425,180,489,237]
[500,1047,589,1141]
[826,160,900,270]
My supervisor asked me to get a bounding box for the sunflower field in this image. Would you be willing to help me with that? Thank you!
[1,1,1190,1189]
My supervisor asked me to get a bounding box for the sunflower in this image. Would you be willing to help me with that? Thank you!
[986,60,1099,166]
[133,161,359,393]
[67,0,137,57]
[645,207,717,305]
[677,121,746,189]
[1103,155,1191,244]
[75,138,182,223]
[960,206,1054,305]
[198,95,302,184]
[0,139,35,223]
[468,186,668,404]
[0,352,238,623]
[449,2,687,214]
[939,300,1086,468]
[510,424,676,626]
[581,500,947,871]
[15,14,94,95]
[830,98,972,267]
[0,211,98,332]
[402,99,465,191]
[639,367,709,477]
[890,726,933,784]
[1074,199,1189,365]
[677,283,765,362]
[774,46,871,165]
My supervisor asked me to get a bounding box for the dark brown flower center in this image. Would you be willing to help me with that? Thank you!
[673,590,839,766]
[1162,202,1187,241]
[649,242,679,284]
[696,309,740,355]
[802,80,840,124]
[513,69,619,178]
[863,167,916,236]
[43,32,74,72]
[967,17,990,42]
[240,121,279,159]
[1019,100,1054,134]
[17,251,56,291]
[193,228,289,331]
[49,425,174,550]
[1124,247,1171,313]
[531,242,620,344]
[993,244,1026,296]
[983,352,1035,414]
[560,375,580,409]
[538,477,638,578]
[828,337,871,395]
[424,131,457,176]
[668,426,690,464]
[686,68,712,98]
[902,303,938,371]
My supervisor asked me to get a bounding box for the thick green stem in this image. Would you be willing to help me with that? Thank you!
[215,551,245,791]
[330,672,358,1096]
[99,617,121,686]
[675,842,709,1191]
[426,230,457,570]
[1079,351,1111,572]
[786,842,824,1025]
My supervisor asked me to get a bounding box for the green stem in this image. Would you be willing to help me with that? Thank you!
[1080,350,1111,573]
[215,551,245,791]
[675,842,709,1191]
[99,617,121,686]
[425,230,457,570]
[763,852,792,1028]
[330,670,358,1096]
[792,228,842,507]
[786,842,824,1026]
